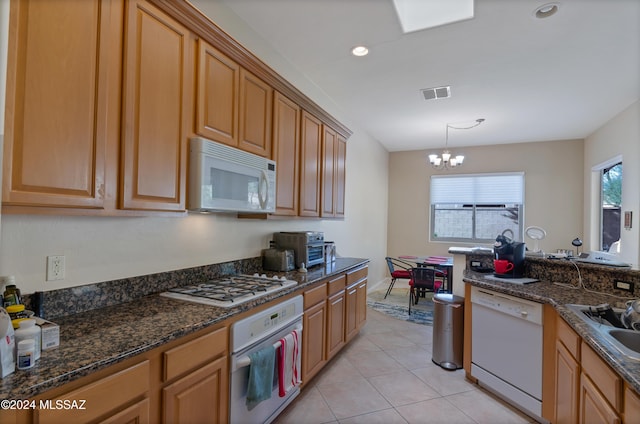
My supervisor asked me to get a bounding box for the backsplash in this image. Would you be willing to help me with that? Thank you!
[466,253,640,299]
[22,257,263,320]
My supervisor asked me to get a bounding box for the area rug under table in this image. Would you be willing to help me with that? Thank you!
[367,286,434,326]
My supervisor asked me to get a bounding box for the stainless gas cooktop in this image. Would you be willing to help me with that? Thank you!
[160,274,297,308]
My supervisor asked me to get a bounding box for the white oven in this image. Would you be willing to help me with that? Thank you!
[229,295,303,424]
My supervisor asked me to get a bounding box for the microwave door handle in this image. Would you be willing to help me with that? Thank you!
[258,170,269,210]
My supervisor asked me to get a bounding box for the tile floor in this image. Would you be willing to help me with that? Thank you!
[274,307,536,424]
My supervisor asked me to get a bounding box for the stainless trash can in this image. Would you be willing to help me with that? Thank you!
[432,293,464,370]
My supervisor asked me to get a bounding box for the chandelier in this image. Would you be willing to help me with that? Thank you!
[428,118,485,170]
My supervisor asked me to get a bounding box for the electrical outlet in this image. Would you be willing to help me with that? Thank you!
[46,255,65,281]
[614,280,634,292]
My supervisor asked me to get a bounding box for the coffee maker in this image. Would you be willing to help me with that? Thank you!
[493,231,526,278]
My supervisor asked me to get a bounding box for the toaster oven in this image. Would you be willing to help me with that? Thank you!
[273,232,324,268]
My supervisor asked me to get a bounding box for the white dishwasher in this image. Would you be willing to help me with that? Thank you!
[470,286,544,421]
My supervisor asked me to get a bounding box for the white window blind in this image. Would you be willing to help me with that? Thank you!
[431,173,524,204]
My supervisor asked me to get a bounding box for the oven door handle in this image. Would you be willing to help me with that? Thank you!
[234,324,302,370]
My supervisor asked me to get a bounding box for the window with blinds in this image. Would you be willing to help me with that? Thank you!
[430,173,525,243]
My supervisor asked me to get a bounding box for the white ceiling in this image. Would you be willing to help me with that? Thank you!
[215,0,639,152]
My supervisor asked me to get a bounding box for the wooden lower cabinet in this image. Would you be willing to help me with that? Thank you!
[345,266,368,341]
[101,398,151,424]
[579,340,622,424]
[35,360,150,424]
[549,310,640,424]
[555,340,580,423]
[326,275,347,360]
[624,385,640,423]
[580,372,621,424]
[302,295,328,383]
[16,325,228,424]
[163,357,228,424]
[302,265,368,385]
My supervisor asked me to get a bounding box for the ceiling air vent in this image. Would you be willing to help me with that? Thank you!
[421,86,451,100]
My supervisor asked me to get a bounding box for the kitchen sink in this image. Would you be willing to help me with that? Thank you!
[607,329,640,355]
[566,304,640,360]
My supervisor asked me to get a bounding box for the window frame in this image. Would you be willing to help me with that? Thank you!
[429,172,525,244]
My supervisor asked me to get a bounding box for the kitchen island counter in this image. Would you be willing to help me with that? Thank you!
[463,270,640,394]
[0,257,369,401]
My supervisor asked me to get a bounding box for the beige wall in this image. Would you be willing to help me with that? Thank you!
[0,1,391,294]
[388,139,584,260]
[584,101,639,267]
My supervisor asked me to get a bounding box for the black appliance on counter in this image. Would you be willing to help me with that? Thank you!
[273,231,325,268]
[494,233,526,278]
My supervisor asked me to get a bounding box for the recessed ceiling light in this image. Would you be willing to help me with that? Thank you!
[534,3,560,19]
[351,46,369,57]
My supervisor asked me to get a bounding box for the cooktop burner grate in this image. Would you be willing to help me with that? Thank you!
[161,274,298,307]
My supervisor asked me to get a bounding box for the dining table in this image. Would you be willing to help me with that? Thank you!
[398,255,454,293]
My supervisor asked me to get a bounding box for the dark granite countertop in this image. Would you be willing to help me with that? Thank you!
[0,258,369,400]
[463,270,640,394]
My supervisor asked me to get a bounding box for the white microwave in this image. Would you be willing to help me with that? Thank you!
[188,137,276,213]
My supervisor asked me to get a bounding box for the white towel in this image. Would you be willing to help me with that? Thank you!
[277,329,301,397]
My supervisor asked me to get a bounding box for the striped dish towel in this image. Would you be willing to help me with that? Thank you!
[277,329,301,397]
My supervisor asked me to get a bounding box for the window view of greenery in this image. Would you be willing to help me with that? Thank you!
[601,162,622,252]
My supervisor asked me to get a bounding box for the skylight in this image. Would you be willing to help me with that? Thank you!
[392,0,475,33]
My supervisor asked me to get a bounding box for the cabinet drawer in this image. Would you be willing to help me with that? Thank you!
[557,315,580,359]
[164,326,228,381]
[36,360,150,424]
[327,274,346,295]
[346,266,368,285]
[304,283,327,309]
[581,341,622,411]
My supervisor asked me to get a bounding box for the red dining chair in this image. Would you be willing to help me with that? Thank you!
[384,257,413,299]
[409,267,442,315]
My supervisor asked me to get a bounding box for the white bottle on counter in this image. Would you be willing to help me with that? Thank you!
[17,339,35,370]
[15,318,40,360]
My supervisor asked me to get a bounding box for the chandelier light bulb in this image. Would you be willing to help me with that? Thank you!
[427,118,483,171]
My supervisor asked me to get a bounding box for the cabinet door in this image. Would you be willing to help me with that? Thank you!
[3,0,120,209]
[555,340,580,423]
[196,40,240,147]
[320,126,336,217]
[335,136,347,217]
[36,361,150,424]
[624,386,640,423]
[356,280,367,329]
[580,373,621,424]
[239,69,272,157]
[121,0,192,211]
[299,111,322,217]
[163,356,229,424]
[302,301,327,383]
[272,92,300,216]
[100,398,150,424]
[326,290,346,359]
[345,283,358,342]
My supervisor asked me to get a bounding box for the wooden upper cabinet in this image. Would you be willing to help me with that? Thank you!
[196,40,240,147]
[321,126,336,217]
[195,41,272,157]
[335,135,347,217]
[239,69,273,157]
[321,127,346,218]
[272,92,301,216]
[2,0,121,209]
[299,111,322,217]
[121,0,193,211]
